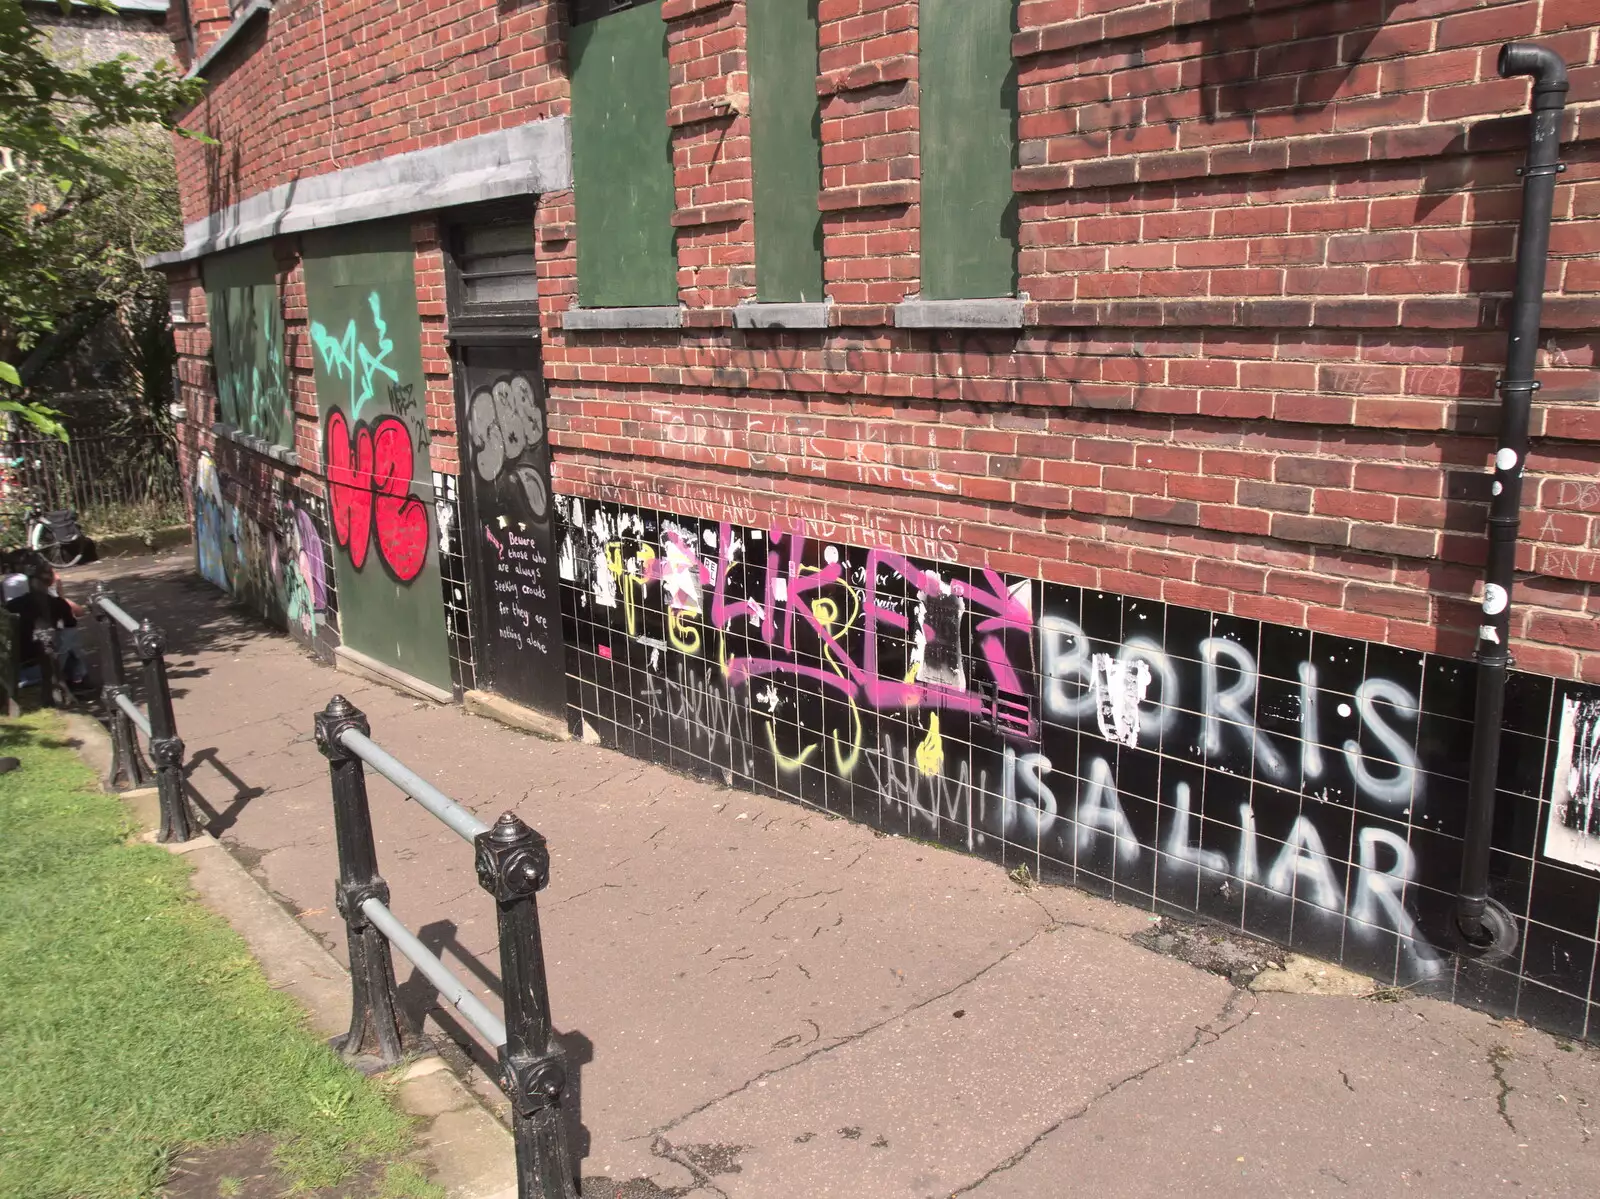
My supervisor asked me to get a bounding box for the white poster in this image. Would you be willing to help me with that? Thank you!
[1544,694,1600,873]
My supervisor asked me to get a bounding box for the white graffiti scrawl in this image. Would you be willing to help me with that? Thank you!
[550,500,1531,987]
[1546,695,1600,873]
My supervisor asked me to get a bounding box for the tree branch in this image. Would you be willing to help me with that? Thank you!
[16,299,115,387]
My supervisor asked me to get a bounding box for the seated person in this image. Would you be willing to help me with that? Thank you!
[3,555,89,692]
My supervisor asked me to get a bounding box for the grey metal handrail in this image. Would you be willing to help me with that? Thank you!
[360,897,508,1048]
[90,583,194,842]
[95,595,140,633]
[337,728,490,842]
[316,694,578,1199]
[113,689,152,738]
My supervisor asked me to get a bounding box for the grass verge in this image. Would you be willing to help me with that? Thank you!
[0,711,438,1198]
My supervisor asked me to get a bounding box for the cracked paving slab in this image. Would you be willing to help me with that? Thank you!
[655,926,1235,1198]
[964,993,1600,1198]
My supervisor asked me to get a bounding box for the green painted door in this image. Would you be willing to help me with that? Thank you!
[302,223,452,692]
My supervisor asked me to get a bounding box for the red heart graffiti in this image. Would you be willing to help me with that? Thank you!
[327,409,374,570]
[325,410,427,583]
[372,417,428,583]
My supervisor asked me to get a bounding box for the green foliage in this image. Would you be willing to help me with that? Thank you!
[0,712,437,1198]
[1,0,207,437]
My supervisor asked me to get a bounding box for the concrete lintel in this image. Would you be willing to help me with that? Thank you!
[732,301,831,330]
[187,0,271,81]
[147,117,572,268]
[213,421,299,467]
[895,297,1026,330]
[334,646,455,706]
[561,306,684,331]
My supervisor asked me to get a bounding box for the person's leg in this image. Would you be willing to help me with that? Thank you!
[57,626,89,688]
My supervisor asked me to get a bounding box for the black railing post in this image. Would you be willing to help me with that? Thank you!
[93,585,151,790]
[315,695,415,1070]
[476,813,579,1199]
[133,618,194,842]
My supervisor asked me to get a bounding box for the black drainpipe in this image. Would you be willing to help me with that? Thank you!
[1455,42,1569,949]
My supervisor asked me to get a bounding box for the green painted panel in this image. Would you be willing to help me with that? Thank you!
[301,223,452,692]
[202,244,290,446]
[571,1,677,308]
[749,0,824,303]
[920,0,1017,300]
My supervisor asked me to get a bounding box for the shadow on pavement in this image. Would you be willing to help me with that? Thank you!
[397,917,594,1175]
[184,746,269,835]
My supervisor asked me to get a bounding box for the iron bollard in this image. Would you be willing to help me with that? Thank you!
[316,695,417,1069]
[476,813,580,1199]
[93,584,151,790]
[133,618,194,843]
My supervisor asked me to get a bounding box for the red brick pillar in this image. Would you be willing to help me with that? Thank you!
[818,0,920,324]
[664,0,755,319]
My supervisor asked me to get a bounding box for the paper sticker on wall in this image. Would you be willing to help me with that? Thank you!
[1544,694,1600,873]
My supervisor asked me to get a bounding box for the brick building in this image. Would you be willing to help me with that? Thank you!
[156,0,1600,1039]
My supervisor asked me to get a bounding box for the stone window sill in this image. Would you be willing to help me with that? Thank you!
[895,297,1026,330]
[732,302,831,331]
[213,421,298,467]
[562,306,683,332]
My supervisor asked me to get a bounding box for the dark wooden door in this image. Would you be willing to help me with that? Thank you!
[455,342,567,716]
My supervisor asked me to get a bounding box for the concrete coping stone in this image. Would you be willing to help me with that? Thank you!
[894,296,1027,329]
[148,118,572,267]
[731,301,832,330]
[213,422,299,468]
[561,306,684,331]
[187,0,272,81]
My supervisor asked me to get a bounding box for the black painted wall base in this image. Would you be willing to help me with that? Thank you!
[549,495,1600,1043]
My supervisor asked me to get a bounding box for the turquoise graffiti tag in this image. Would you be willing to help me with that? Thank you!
[214,281,289,444]
[309,291,399,419]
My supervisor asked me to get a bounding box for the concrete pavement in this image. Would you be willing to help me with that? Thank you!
[71,552,1600,1197]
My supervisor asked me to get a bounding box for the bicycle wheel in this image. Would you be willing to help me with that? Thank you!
[30,521,81,568]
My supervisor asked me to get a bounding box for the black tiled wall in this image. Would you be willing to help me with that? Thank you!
[551,496,1600,1042]
[435,472,477,695]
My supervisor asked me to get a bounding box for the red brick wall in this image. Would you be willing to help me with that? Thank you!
[543,0,1600,683]
[819,0,921,316]
[168,0,569,225]
[667,0,754,315]
[168,0,1600,682]
[413,218,461,477]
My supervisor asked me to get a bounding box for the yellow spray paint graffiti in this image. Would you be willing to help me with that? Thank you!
[915,713,945,778]
[604,540,656,637]
[668,609,701,655]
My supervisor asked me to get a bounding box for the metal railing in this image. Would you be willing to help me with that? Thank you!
[6,433,184,527]
[314,695,578,1199]
[91,583,195,843]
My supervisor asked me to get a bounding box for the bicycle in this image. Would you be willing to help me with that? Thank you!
[25,504,86,567]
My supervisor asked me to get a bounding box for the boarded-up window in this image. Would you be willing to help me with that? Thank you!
[202,243,291,447]
[457,224,538,306]
[749,0,824,303]
[570,0,677,308]
[447,210,541,331]
[920,0,1017,300]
